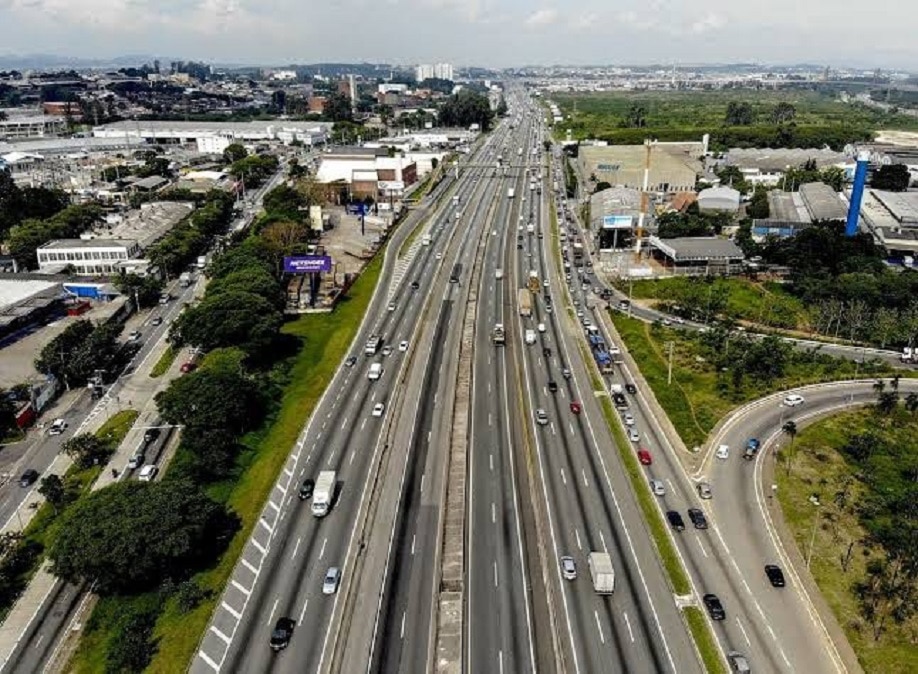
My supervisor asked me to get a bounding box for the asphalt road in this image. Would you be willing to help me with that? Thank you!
[190,128,510,674]
[505,116,700,674]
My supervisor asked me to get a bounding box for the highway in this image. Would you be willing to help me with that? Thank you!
[510,113,700,673]
[190,125,512,674]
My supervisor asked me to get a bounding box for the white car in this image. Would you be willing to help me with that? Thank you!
[322,567,341,595]
[783,394,805,407]
[650,479,666,496]
[138,464,158,482]
[372,403,385,417]
[436,252,442,260]
[543,279,549,288]
[623,412,635,426]
[388,303,396,312]
[537,323,546,333]
[381,345,393,357]
[398,340,409,352]
[535,409,549,425]
[628,428,640,443]
[48,418,68,436]
[716,444,730,460]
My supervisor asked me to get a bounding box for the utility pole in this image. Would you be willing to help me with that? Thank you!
[666,341,675,385]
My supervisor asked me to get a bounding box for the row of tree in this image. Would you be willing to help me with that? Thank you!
[0,170,70,241]
[145,191,234,276]
[4,201,99,270]
[437,89,495,131]
[34,319,135,388]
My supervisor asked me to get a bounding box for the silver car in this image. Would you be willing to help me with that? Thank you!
[535,409,549,426]
[697,482,713,499]
[628,428,640,443]
[560,556,577,580]
[323,567,341,595]
[650,479,666,496]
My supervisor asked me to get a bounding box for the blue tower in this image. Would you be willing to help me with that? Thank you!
[845,151,870,236]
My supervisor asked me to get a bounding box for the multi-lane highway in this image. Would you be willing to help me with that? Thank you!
[190,121,516,674]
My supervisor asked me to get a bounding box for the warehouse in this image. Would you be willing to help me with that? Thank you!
[697,186,740,213]
[799,182,848,222]
[92,120,331,149]
[578,143,702,194]
[648,236,745,275]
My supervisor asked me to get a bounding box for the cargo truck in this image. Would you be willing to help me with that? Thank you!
[491,324,506,345]
[518,289,532,317]
[311,470,336,517]
[527,271,540,292]
[588,551,615,594]
[178,272,192,288]
[507,188,515,199]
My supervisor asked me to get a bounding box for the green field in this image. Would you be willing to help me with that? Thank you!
[551,89,918,148]
[610,312,895,448]
[776,408,918,673]
[621,277,810,332]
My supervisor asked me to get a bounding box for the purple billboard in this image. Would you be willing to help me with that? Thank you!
[284,255,332,273]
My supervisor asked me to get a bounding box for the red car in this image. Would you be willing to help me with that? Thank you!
[180,361,198,373]
[570,401,582,415]
[637,449,652,465]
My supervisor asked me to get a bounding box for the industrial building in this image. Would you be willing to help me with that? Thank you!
[697,186,740,213]
[799,182,849,221]
[0,114,66,140]
[315,147,418,202]
[589,186,641,249]
[92,120,331,151]
[36,239,143,276]
[724,147,848,187]
[859,189,918,258]
[648,236,745,274]
[578,143,702,194]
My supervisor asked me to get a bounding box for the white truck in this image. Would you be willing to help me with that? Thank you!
[365,335,381,356]
[524,329,537,345]
[196,255,207,270]
[495,268,504,280]
[311,470,336,517]
[507,188,515,199]
[368,363,383,380]
[902,347,916,363]
[178,272,192,288]
[421,234,432,246]
[588,551,615,594]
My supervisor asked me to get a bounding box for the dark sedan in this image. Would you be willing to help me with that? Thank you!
[703,593,725,620]
[765,564,786,587]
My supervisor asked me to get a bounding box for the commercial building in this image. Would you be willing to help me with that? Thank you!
[860,189,918,258]
[92,120,330,149]
[589,186,641,249]
[36,239,142,276]
[648,236,745,274]
[0,114,66,140]
[578,143,702,194]
[799,182,848,221]
[416,63,454,82]
[316,147,418,201]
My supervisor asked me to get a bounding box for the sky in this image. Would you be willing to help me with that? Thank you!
[0,0,915,70]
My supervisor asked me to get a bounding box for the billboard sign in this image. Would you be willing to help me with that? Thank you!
[346,203,369,215]
[602,215,633,230]
[284,255,332,273]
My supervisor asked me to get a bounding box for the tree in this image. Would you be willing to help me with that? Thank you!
[155,367,262,438]
[783,420,798,475]
[222,143,247,164]
[63,433,113,469]
[725,101,754,126]
[207,266,285,311]
[0,389,16,439]
[772,102,797,124]
[324,92,353,122]
[262,184,307,220]
[38,474,66,513]
[495,96,508,117]
[112,273,164,309]
[622,104,647,128]
[905,392,918,414]
[170,290,283,358]
[871,164,911,192]
[48,480,235,594]
[107,611,157,672]
[747,185,770,219]
[437,90,495,131]
[592,181,612,194]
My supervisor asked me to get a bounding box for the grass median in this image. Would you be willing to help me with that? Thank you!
[684,606,727,674]
[137,253,384,672]
[149,345,178,378]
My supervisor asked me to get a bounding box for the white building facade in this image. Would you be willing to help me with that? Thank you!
[36,239,142,276]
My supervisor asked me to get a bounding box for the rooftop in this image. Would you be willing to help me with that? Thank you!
[39,238,137,250]
[870,190,918,225]
[0,279,61,311]
[649,236,745,262]
[799,182,848,222]
[726,147,848,172]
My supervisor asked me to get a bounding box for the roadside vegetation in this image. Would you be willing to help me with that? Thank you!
[0,409,137,624]
[149,345,178,378]
[552,90,918,150]
[610,312,896,449]
[776,388,918,673]
[65,182,385,671]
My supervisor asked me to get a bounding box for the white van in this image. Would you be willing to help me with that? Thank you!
[368,363,383,380]
[495,269,504,280]
[524,329,537,345]
[537,323,546,333]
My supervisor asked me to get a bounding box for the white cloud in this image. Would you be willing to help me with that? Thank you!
[690,13,726,34]
[524,8,558,28]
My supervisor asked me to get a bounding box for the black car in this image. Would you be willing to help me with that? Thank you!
[765,564,786,587]
[703,593,726,620]
[410,280,420,290]
[666,510,685,531]
[688,508,708,529]
[548,380,558,393]
[299,478,315,501]
[143,427,161,444]
[542,347,552,358]
[345,356,358,368]
[625,383,637,395]
[269,616,296,651]
[19,468,39,488]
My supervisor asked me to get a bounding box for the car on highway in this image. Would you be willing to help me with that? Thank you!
[765,564,786,587]
[666,510,685,531]
[547,380,558,393]
[703,593,726,620]
[697,482,713,499]
[638,449,652,465]
[569,401,582,415]
[649,478,665,496]
[560,556,577,580]
[151,316,163,326]
[743,437,761,459]
[323,567,341,595]
[576,310,584,318]
[542,347,552,358]
[537,322,546,333]
[345,355,358,367]
[388,302,396,312]
[535,409,549,425]
[372,402,385,417]
[436,252,442,260]
[727,651,751,673]
[19,468,39,488]
[561,367,571,380]
[716,444,730,460]
[298,478,315,500]
[783,393,805,407]
[159,293,171,305]
[542,279,549,288]
[628,427,640,443]
[138,464,158,482]
[623,412,635,426]
[127,448,145,469]
[381,345,393,357]
[688,508,708,529]
[410,280,420,290]
[48,418,68,436]
[398,340,409,352]
[625,383,637,395]
[269,617,296,652]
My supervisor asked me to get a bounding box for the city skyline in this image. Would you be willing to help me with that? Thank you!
[0,0,916,71]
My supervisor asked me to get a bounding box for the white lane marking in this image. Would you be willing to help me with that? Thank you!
[560,468,567,485]
[318,537,327,560]
[420,473,426,494]
[349,449,357,466]
[259,518,273,533]
[594,610,605,644]
[231,580,250,596]
[489,453,494,471]
[599,530,608,554]
[341,416,348,430]
[488,413,493,426]
[569,422,575,435]
[581,469,589,488]
[299,598,309,625]
[623,612,635,643]
[411,534,416,555]
[696,537,709,558]
[574,528,582,551]
[371,390,377,402]
[267,598,279,626]
[197,649,219,672]
[267,500,280,513]
[400,611,407,639]
[221,601,242,620]
[736,617,752,646]
[353,391,360,403]
[667,478,676,494]
[241,557,259,574]
[550,422,556,436]
[290,536,302,560]
[488,382,492,394]
[210,625,231,645]
[361,418,367,431]
[493,561,499,588]
[492,502,497,524]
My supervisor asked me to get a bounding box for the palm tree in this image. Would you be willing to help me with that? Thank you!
[783,420,798,475]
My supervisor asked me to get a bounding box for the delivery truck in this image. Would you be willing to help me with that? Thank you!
[518,289,532,317]
[311,470,336,517]
[588,551,615,594]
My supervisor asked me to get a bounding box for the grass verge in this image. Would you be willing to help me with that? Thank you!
[149,346,178,378]
[684,606,727,674]
[134,253,385,672]
[775,408,918,673]
[0,409,138,624]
